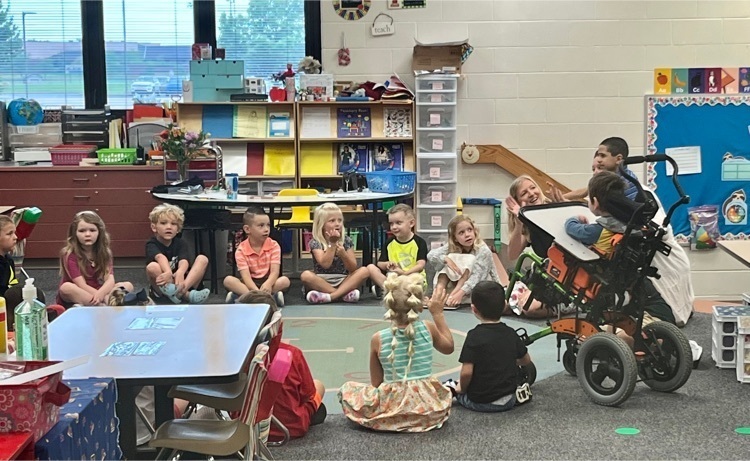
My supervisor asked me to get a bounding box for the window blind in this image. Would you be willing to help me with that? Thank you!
[0,0,84,109]
[103,0,194,109]
[215,0,306,83]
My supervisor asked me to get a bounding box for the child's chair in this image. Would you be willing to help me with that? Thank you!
[276,188,317,273]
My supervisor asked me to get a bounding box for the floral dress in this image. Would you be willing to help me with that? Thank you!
[338,321,451,432]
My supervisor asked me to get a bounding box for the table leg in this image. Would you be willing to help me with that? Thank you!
[208,229,218,294]
[116,383,137,460]
[154,385,174,428]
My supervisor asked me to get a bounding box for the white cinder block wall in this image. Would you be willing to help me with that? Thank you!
[320,0,750,298]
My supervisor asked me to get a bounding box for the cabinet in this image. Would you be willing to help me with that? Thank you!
[176,101,296,193]
[414,74,459,249]
[0,165,163,259]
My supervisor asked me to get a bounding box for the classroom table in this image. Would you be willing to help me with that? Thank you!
[35,378,120,460]
[152,189,413,283]
[717,239,750,268]
[47,303,270,460]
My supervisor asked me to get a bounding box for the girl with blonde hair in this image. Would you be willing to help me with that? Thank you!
[301,202,369,304]
[427,214,501,307]
[339,273,453,432]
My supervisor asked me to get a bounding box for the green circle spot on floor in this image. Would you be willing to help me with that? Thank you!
[615,427,640,435]
[736,427,750,435]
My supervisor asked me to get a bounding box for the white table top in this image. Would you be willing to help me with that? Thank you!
[521,203,601,262]
[718,240,750,269]
[153,190,412,207]
[48,303,269,384]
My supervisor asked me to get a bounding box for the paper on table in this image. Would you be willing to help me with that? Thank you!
[665,146,702,175]
[301,107,332,138]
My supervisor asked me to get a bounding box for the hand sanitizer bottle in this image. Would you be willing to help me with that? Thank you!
[14,278,48,360]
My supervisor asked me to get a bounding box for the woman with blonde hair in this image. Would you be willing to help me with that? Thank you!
[339,273,453,432]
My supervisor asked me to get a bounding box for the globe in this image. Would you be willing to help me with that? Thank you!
[7,98,44,126]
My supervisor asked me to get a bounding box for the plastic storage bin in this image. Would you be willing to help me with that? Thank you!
[711,305,750,369]
[737,317,750,383]
[417,105,457,129]
[417,154,458,182]
[238,179,260,195]
[417,129,456,154]
[96,148,136,165]
[421,231,449,251]
[364,171,416,194]
[419,182,457,206]
[49,144,97,165]
[417,92,457,104]
[260,179,295,196]
[418,206,456,231]
[416,76,458,92]
[8,123,62,147]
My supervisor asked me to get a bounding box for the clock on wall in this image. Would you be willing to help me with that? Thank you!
[332,0,371,21]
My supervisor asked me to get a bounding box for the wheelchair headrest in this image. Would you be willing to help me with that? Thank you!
[607,193,657,228]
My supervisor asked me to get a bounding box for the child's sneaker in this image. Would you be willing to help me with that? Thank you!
[371,285,383,300]
[306,290,331,304]
[159,283,182,304]
[188,288,210,304]
[274,291,285,307]
[343,289,360,303]
[225,292,238,304]
[442,379,458,398]
[515,382,532,405]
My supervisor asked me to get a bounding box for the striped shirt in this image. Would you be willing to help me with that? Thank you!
[235,238,281,279]
[378,320,433,382]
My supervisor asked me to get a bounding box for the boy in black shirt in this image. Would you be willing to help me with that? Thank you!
[451,281,533,412]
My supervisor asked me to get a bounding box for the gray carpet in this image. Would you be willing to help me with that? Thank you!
[272,312,750,460]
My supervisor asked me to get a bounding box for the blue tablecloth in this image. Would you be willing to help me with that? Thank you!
[35,378,121,460]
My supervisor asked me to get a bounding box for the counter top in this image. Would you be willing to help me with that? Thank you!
[0,161,161,171]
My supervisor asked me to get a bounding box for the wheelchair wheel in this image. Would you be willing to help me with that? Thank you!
[576,333,637,406]
[638,321,692,393]
[563,349,577,376]
[519,361,537,386]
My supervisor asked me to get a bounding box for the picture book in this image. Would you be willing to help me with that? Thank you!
[740,68,750,93]
[671,68,689,94]
[337,107,371,138]
[653,68,671,94]
[371,143,404,171]
[233,105,267,138]
[201,105,233,139]
[384,107,413,137]
[688,68,705,94]
[300,143,335,176]
[268,111,291,137]
[704,67,721,94]
[338,143,369,174]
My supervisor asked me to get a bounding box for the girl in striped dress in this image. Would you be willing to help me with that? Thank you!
[338,273,454,432]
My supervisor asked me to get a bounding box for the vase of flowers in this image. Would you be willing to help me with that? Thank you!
[158,124,210,182]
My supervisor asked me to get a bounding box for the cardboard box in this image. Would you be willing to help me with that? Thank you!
[412,43,465,72]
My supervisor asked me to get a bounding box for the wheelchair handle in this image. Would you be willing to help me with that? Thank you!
[622,154,690,228]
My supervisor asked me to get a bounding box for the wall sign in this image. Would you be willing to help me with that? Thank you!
[371,13,394,36]
[388,0,426,9]
[333,0,371,20]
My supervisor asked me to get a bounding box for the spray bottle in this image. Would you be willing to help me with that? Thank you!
[14,278,48,360]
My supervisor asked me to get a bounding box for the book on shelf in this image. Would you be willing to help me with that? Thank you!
[246,143,264,175]
[268,111,291,137]
[337,107,371,138]
[201,105,234,138]
[337,143,369,174]
[384,107,412,138]
[300,143,335,175]
[263,144,295,175]
[371,143,404,171]
[233,106,267,138]
[301,107,332,138]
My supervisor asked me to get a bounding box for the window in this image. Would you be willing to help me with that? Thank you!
[103,0,194,109]
[0,0,84,108]
[215,0,306,84]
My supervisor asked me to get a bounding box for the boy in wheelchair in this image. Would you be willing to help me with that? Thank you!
[562,171,675,348]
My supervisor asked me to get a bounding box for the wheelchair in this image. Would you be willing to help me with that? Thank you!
[505,154,693,406]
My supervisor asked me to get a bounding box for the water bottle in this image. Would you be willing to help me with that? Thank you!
[14,278,48,360]
[226,173,239,200]
[0,296,7,354]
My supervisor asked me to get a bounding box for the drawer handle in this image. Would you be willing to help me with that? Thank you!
[73,195,90,199]
[72,178,90,181]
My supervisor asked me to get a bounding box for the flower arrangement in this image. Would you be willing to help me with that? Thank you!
[297,56,322,74]
[157,124,210,181]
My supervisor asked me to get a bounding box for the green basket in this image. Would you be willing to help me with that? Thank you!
[96,148,137,165]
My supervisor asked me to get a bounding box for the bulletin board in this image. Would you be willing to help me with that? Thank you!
[646,95,750,241]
